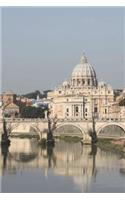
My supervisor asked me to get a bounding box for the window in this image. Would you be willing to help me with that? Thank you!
[77,79,80,86]
[66,108,69,112]
[85,108,87,112]
[88,79,90,85]
[82,79,85,85]
[75,106,79,113]
[59,91,61,94]
[94,107,98,113]
[105,109,107,114]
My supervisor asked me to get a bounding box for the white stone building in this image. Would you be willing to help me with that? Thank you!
[47,54,116,120]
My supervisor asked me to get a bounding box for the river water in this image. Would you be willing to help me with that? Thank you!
[0,137,125,193]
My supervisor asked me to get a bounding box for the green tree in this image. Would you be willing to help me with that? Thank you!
[119,98,125,106]
[20,106,46,118]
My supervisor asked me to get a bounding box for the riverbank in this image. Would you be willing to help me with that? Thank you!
[97,138,125,158]
[10,134,39,139]
[55,135,82,143]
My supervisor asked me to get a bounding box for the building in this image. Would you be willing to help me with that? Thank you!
[0,91,17,106]
[47,53,118,120]
[4,102,19,117]
[16,96,33,106]
[31,94,48,109]
[0,91,19,118]
[116,88,125,102]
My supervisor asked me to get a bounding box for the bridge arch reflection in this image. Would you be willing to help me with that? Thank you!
[1,138,125,192]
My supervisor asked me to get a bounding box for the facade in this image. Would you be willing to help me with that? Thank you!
[16,96,32,106]
[0,91,17,106]
[0,91,19,118]
[116,88,125,102]
[4,102,19,117]
[47,54,119,120]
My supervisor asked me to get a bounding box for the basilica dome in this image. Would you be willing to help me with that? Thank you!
[71,54,98,87]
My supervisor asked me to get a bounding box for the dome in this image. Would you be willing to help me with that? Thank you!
[71,54,98,87]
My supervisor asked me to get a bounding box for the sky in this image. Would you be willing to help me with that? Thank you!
[1,7,125,94]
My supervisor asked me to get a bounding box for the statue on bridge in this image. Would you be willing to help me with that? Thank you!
[89,115,98,144]
[1,119,11,146]
[46,109,55,145]
[0,99,11,146]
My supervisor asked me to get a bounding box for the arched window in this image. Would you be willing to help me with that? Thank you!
[94,107,98,113]
[77,79,80,86]
[75,106,79,113]
[88,79,90,85]
[82,79,85,85]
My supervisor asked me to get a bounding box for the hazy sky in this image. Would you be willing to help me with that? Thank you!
[1,7,125,94]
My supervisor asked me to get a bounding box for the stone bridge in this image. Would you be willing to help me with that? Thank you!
[54,118,125,142]
[0,118,125,143]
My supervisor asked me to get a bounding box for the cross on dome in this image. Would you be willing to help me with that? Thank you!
[80,53,87,64]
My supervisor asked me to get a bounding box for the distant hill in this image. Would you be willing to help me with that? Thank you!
[22,90,52,99]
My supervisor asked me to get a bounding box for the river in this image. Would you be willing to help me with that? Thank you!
[0,137,125,193]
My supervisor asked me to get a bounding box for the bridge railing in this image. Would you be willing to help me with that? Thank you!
[55,117,125,123]
[3,118,48,123]
[1,117,125,123]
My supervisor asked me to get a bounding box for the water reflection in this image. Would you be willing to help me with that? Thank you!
[89,144,97,177]
[1,144,9,172]
[1,137,125,192]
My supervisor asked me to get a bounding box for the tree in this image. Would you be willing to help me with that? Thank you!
[119,98,125,106]
[20,106,46,118]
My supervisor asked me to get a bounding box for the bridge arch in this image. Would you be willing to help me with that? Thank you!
[54,122,86,140]
[97,122,125,138]
[9,123,42,140]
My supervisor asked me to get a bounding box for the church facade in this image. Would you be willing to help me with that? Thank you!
[47,54,120,120]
